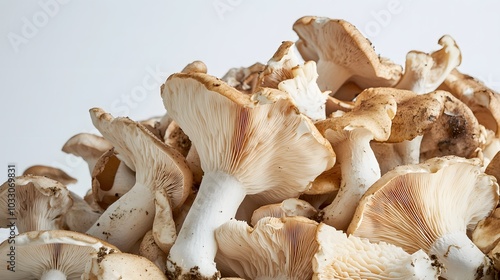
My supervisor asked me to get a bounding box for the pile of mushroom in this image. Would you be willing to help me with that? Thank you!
[3,15,500,280]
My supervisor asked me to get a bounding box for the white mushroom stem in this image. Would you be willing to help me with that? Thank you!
[87,182,154,252]
[40,269,66,280]
[167,171,247,278]
[392,135,423,166]
[428,231,493,280]
[316,61,352,95]
[321,129,380,230]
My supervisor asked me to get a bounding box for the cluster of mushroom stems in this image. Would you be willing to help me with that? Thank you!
[2,15,500,280]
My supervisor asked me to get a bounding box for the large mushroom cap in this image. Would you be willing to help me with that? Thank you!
[23,165,77,185]
[348,156,499,279]
[293,16,402,96]
[0,230,119,280]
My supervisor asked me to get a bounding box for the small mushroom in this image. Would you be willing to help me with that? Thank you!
[139,230,167,273]
[64,191,102,233]
[85,108,192,252]
[0,229,118,279]
[0,175,73,233]
[292,16,402,97]
[61,133,113,175]
[250,198,317,226]
[315,88,396,230]
[221,62,266,94]
[348,156,498,280]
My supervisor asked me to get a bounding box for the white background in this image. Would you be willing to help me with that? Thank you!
[1,0,500,239]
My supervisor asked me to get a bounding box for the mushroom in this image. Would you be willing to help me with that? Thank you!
[313,223,441,279]
[395,35,462,94]
[444,68,500,137]
[0,229,118,279]
[315,88,396,230]
[61,133,113,175]
[164,120,191,157]
[257,41,329,121]
[0,175,73,233]
[139,230,167,273]
[221,62,266,94]
[23,165,77,185]
[91,147,135,210]
[472,208,500,254]
[292,16,402,97]
[347,156,499,280]
[85,108,192,252]
[215,216,319,280]
[161,72,334,278]
[250,198,317,226]
[82,251,167,280]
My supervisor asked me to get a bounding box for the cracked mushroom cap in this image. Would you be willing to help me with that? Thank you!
[86,108,192,251]
[61,133,113,175]
[444,68,500,137]
[292,16,402,96]
[215,216,319,280]
[313,223,440,280]
[82,252,166,280]
[347,156,499,280]
[0,230,119,280]
[395,35,462,94]
[23,165,77,185]
[0,175,73,233]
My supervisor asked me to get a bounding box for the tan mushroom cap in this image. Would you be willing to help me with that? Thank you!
[258,41,298,89]
[348,156,498,279]
[61,133,113,174]
[472,208,500,254]
[139,230,167,273]
[293,16,402,95]
[82,252,167,280]
[0,175,73,233]
[215,216,319,280]
[0,229,119,280]
[445,68,500,137]
[91,148,135,210]
[313,223,440,280]
[164,120,191,157]
[64,191,101,233]
[23,165,77,185]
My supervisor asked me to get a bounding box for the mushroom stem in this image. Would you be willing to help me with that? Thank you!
[167,171,247,278]
[428,231,493,280]
[392,135,423,166]
[321,130,380,230]
[86,182,154,252]
[40,269,67,280]
[316,60,352,96]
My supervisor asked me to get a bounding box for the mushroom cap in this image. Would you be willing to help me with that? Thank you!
[313,223,440,280]
[164,120,191,157]
[61,133,113,173]
[472,208,500,254]
[23,165,77,185]
[395,35,462,94]
[292,16,402,93]
[64,191,102,233]
[0,230,119,280]
[162,72,334,202]
[82,252,167,280]
[315,87,397,143]
[138,230,167,273]
[215,216,319,280]
[221,62,266,94]
[250,198,317,226]
[89,108,191,210]
[445,68,500,137]
[348,156,499,253]
[0,175,73,233]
